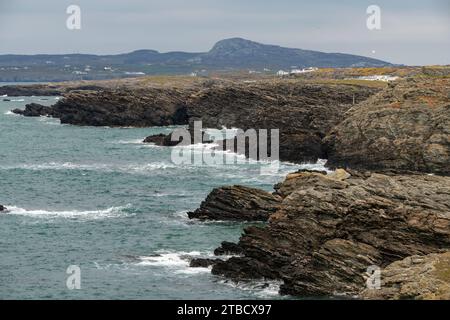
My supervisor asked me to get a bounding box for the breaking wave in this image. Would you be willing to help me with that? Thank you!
[135,250,213,274]
[3,204,133,220]
[0,161,177,173]
[4,111,18,116]
[218,279,283,298]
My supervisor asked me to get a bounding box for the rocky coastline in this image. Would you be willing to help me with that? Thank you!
[11,80,380,162]
[12,88,191,127]
[190,169,450,298]
[0,83,108,97]
[187,185,282,221]
[5,74,450,299]
[182,77,449,299]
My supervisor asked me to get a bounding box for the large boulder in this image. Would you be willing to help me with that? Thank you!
[361,252,450,300]
[324,78,450,175]
[143,133,181,146]
[188,185,282,221]
[211,170,450,296]
[143,131,212,146]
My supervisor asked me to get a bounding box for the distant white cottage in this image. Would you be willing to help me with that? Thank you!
[356,75,399,82]
[277,70,289,76]
[290,67,318,75]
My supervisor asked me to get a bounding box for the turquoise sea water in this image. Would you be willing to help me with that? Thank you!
[0,94,326,299]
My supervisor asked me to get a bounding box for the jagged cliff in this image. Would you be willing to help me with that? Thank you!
[325,78,450,175]
[192,170,450,298]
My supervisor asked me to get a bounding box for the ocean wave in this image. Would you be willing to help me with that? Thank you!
[0,162,109,171]
[113,139,145,145]
[3,110,19,116]
[10,99,25,102]
[161,210,246,227]
[37,116,60,125]
[0,161,176,173]
[127,163,176,172]
[218,279,282,298]
[173,143,218,151]
[171,145,330,172]
[3,204,133,220]
[135,250,214,274]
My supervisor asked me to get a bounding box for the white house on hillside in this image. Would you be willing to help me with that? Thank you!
[290,67,319,75]
[277,70,289,76]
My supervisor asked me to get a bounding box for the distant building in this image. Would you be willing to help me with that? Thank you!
[356,75,399,82]
[290,67,318,75]
[277,70,289,76]
[124,71,145,75]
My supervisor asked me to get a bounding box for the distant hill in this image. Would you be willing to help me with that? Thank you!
[0,38,392,82]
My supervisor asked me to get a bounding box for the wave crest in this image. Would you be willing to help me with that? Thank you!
[4,204,133,220]
[136,250,214,274]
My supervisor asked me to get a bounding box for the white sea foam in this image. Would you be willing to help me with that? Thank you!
[1,94,7,97]
[219,279,282,298]
[3,204,132,220]
[11,99,25,102]
[38,116,60,125]
[0,161,176,173]
[126,162,176,172]
[173,143,218,151]
[113,139,145,145]
[136,250,214,274]
[0,162,109,171]
[172,210,190,220]
[4,110,18,116]
[171,144,331,174]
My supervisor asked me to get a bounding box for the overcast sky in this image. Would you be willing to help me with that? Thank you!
[0,0,448,65]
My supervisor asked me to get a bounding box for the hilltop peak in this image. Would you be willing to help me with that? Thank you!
[209,38,271,55]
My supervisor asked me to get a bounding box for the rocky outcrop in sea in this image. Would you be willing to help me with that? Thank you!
[12,103,53,117]
[13,88,192,127]
[205,170,450,298]
[187,185,282,221]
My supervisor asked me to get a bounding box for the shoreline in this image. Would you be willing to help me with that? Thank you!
[2,70,449,299]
